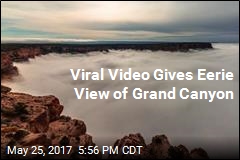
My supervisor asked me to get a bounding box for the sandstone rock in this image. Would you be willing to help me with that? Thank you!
[1,85,11,93]
[113,133,146,148]
[70,134,101,159]
[145,135,171,159]
[36,95,63,121]
[109,134,208,159]
[1,84,210,159]
[1,126,30,159]
[9,47,42,62]
[109,133,146,159]
[1,53,18,79]
[48,118,86,138]
[20,133,51,146]
[178,144,191,158]
[168,145,191,159]
[68,134,95,147]
[1,91,93,159]
[1,92,64,133]
[190,148,209,159]
[28,110,49,133]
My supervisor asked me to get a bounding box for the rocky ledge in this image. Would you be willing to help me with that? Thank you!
[1,47,43,79]
[1,53,18,80]
[1,85,209,159]
[1,85,99,159]
[1,43,213,79]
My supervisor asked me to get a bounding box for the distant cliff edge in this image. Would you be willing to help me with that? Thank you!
[1,42,213,79]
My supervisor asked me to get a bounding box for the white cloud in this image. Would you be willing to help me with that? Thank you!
[1,1,239,41]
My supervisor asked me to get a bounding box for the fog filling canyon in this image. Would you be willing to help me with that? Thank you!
[3,43,239,157]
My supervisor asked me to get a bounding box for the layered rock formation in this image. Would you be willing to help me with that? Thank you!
[1,43,213,54]
[1,53,18,79]
[1,47,44,79]
[1,85,209,159]
[1,85,100,159]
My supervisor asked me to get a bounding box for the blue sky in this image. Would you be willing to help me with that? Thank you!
[1,1,239,42]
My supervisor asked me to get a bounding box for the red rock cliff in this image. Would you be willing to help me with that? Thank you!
[1,86,209,159]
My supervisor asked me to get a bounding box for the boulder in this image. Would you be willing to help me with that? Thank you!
[1,53,18,79]
[109,133,146,159]
[191,148,209,159]
[48,118,86,137]
[1,93,63,133]
[168,145,191,159]
[1,85,11,93]
[20,133,51,146]
[145,135,171,159]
